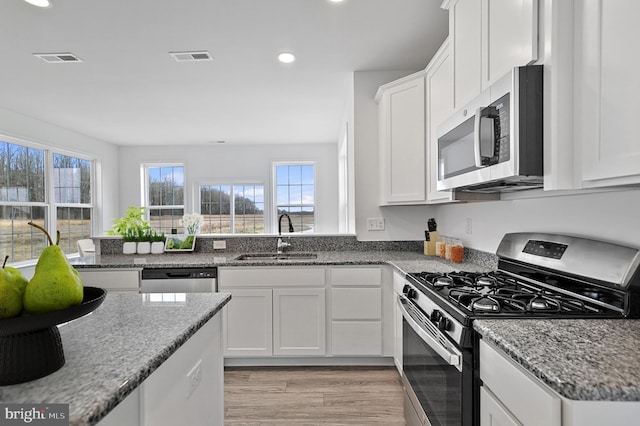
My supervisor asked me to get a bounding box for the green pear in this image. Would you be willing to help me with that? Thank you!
[0,255,29,319]
[23,222,84,315]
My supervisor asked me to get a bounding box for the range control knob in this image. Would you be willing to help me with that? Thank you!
[437,316,451,332]
[430,309,442,323]
[406,288,418,299]
[402,284,411,294]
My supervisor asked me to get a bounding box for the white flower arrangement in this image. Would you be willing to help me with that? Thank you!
[180,212,204,235]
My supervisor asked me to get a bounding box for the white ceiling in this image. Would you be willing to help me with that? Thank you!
[0,0,448,146]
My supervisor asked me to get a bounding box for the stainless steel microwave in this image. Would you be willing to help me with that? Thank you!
[436,65,543,193]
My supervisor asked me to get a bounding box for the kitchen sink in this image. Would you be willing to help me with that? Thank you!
[234,252,318,260]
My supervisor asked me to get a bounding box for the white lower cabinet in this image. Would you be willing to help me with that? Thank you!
[273,288,326,356]
[220,265,391,361]
[480,339,561,426]
[392,270,405,373]
[480,338,640,426]
[98,315,224,426]
[330,267,384,356]
[76,268,141,294]
[222,288,273,356]
[219,267,326,358]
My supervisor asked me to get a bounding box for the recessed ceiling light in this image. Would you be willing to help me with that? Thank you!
[328,0,345,3]
[278,52,296,64]
[24,0,51,8]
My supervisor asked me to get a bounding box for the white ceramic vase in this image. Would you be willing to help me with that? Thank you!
[123,241,137,254]
[151,241,165,254]
[137,241,151,254]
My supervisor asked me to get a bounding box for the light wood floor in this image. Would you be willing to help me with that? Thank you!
[224,366,406,425]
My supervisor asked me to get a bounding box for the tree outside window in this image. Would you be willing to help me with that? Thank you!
[0,140,93,262]
[145,164,184,234]
[199,184,264,234]
[275,163,315,233]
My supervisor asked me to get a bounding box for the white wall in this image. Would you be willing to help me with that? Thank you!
[0,107,120,235]
[351,71,437,241]
[433,188,640,252]
[116,143,339,234]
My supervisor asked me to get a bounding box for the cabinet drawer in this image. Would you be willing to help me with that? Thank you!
[331,288,381,320]
[330,267,381,286]
[480,339,560,426]
[331,321,382,356]
[219,267,325,287]
[77,269,140,291]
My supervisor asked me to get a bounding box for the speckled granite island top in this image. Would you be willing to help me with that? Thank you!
[0,292,231,425]
[474,319,640,401]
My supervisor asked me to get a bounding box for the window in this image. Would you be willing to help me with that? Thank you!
[144,164,184,234]
[0,139,93,263]
[53,154,92,255]
[275,163,315,233]
[199,184,264,234]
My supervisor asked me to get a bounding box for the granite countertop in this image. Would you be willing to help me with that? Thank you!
[71,250,493,275]
[0,292,231,425]
[474,319,640,402]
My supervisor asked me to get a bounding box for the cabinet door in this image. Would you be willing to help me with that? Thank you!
[378,73,427,204]
[273,288,326,356]
[426,39,456,203]
[222,288,273,357]
[480,386,520,426]
[576,0,640,186]
[451,0,482,108]
[482,0,538,88]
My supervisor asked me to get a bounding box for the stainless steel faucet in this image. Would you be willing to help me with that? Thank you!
[277,213,294,253]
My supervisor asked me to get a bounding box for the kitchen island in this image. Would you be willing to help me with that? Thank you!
[0,292,231,425]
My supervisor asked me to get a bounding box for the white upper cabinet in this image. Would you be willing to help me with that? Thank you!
[482,0,539,88]
[446,0,538,108]
[376,71,427,205]
[574,0,640,187]
[450,0,483,108]
[426,39,456,203]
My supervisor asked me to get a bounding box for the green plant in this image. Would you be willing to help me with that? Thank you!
[151,231,166,243]
[108,206,152,241]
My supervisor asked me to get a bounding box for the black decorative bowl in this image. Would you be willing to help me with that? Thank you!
[0,287,106,385]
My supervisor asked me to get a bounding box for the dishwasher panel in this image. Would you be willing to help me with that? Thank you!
[140,267,217,293]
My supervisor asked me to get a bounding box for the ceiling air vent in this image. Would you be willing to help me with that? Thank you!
[169,51,213,62]
[34,53,83,63]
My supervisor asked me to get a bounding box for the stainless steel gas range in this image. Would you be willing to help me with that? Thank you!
[398,232,640,426]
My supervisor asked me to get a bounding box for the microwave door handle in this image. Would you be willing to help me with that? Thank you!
[474,107,497,167]
[397,295,462,372]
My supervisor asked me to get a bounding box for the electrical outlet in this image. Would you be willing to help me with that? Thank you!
[367,218,385,231]
[213,240,226,249]
[186,359,203,399]
[466,218,473,234]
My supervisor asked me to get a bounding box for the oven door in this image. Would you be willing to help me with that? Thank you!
[398,294,473,426]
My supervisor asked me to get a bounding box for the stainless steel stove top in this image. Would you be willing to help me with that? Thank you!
[403,232,640,347]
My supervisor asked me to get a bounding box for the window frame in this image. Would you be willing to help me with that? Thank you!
[141,162,186,233]
[272,161,316,234]
[195,180,267,235]
[0,134,95,263]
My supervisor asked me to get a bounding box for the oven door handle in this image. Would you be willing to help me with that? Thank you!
[398,295,463,372]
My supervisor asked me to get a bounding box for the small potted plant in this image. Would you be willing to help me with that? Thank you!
[108,206,153,254]
[122,229,137,254]
[136,227,152,254]
[150,231,166,254]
